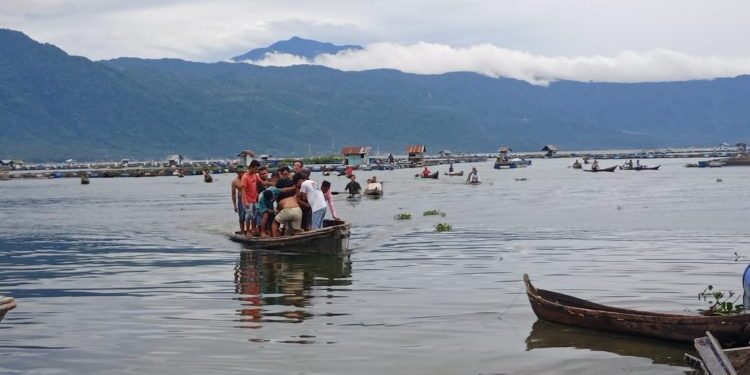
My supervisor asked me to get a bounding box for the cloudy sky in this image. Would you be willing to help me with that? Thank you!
[3,0,750,83]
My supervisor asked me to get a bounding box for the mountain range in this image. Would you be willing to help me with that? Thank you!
[1,28,750,161]
[231,36,362,61]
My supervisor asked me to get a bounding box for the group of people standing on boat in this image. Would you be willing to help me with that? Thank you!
[231,160,338,237]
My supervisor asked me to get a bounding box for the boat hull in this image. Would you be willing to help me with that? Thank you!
[444,171,464,176]
[229,221,351,254]
[418,172,439,179]
[524,274,750,345]
[584,166,617,172]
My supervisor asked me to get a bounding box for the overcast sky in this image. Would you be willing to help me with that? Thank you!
[3,0,750,83]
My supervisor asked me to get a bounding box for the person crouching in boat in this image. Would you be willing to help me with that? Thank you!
[422,166,431,177]
[258,183,297,237]
[591,160,599,171]
[273,183,303,237]
[345,175,362,196]
[466,167,481,183]
[231,166,247,235]
[296,172,328,230]
[344,165,353,178]
[320,180,339,220]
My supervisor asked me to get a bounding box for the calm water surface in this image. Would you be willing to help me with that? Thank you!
[1,158,749,374]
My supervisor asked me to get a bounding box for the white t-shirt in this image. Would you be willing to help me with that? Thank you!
[300,180,327,212]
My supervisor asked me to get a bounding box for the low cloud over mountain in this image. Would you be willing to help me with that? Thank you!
[244,41,750,85]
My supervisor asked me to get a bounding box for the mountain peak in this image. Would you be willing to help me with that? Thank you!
[231,37,363,62]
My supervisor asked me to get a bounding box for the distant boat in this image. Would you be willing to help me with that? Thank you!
[80,175,90,184]
[363,181,383,196]
[444,171,464,176]
[417,172,439,179]
[494,157,531,169]
[203,171,213,183]
[619,164,661,171]
[583,166,617,172]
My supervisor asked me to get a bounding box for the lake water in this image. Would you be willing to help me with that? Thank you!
[1,158,749,375]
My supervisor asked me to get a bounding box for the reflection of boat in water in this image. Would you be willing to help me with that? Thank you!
[583,166,617,172]
[524,274,750,345]
[234,251,352,326]
[0,296,16,322]
[363,181,383,196]
[229,220,351,254]
[526,320,689,367]
[686,331,750,374]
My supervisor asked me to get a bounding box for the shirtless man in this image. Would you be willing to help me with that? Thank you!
[273,182,303,237]
[231,166,247,234]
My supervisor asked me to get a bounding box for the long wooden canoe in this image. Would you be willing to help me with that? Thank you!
[0,296,16,322]
[620,165,661,171]
[229,220,351,254]
[524,274,750,345]
[418,172,439,179]
[583,166,617,172]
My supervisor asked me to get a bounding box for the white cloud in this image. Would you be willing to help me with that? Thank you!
[242,43,750,85]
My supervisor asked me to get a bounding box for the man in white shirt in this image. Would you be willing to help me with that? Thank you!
[296,173,328,229]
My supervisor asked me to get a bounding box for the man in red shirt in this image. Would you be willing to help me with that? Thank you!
[241,160,261,236]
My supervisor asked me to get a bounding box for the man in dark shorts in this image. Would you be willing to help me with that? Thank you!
[231,166,247,234]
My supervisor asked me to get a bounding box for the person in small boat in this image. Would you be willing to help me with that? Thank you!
[344,165,353,178]
[367,176,378,183]
[258,183,298,237]
[449,163,454,173]
[627,159,633,168]
[231,166,247,235]
[276,166,292,188]
[466,167,481,183]
[636,159,641,167]
[320,180,339,220]
[257,166,271,194]
[572,159,581,168]
[296,172,328,229]
[242,160,262,236]
[422,166,432,177]
[591,160,599,171]
[345,174,362,195]
[388,153,395,166]
[273,184,303,237]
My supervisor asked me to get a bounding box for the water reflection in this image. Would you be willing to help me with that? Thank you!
[525,320,691,368]
[234,251,352,327]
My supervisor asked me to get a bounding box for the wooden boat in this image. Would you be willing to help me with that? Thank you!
[620,164,661,171]
[444,171,464,176]
[583,166,617,172]
[0,296,16,322]
[524,274,750,345]
[229,220,351,254]
[572,162,582,169]
[80,175,90,184]
[685,331,750,374]
[418,172,439,179]
[203,173,213,183]
[363,181,383,196]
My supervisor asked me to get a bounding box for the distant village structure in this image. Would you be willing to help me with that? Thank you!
[167,154,184,167]
[541,145,558,158]
[341,146,371,166]
[405,145,426,167]
[237,150,255,167]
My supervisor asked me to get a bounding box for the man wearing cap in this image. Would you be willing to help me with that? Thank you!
[231,166,247,235]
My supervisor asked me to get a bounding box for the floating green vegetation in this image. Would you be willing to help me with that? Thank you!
[394,213,412,220]
[699,285,745,316]
[423,209,446,217]
[435,223,452,232]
